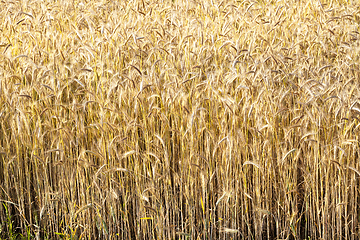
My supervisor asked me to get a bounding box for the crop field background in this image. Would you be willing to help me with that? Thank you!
[1,0,360,239]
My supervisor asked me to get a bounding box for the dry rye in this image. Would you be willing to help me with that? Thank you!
[1,0,360,239]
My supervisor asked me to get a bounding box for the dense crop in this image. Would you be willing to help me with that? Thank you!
[1,0,360,239]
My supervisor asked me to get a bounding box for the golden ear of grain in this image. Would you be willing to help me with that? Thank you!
[122,150,136,159]
[155,134,169,164]
[300,132,316,142]
[215,191,228,207]
[220,227,239,234]
[74,203,93,220]
[281,148,297,164]
[113,168,128,172]
[85,150,104,160]
[243,161,261,169]
[147,152,161,162]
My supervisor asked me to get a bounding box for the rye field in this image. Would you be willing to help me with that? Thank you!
[1,0,360,239]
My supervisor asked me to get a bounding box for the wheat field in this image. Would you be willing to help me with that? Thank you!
[1,0,360,239]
